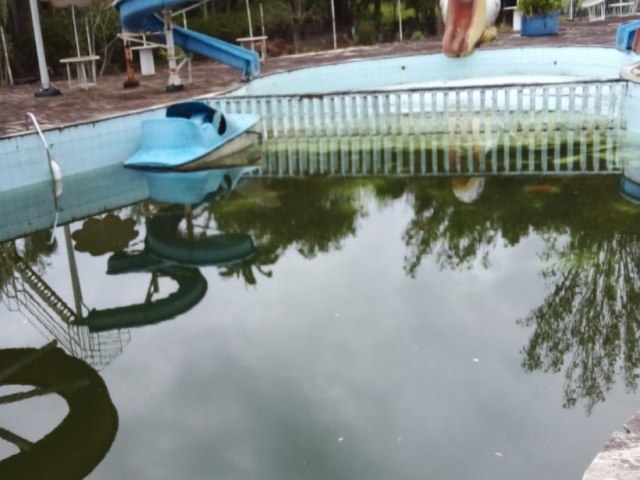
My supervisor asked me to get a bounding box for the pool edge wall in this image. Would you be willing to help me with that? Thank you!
[1,47,638,194]
[627,82,640,135]
[229,47,638,96]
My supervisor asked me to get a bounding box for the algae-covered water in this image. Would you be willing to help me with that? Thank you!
[2,133,640,479]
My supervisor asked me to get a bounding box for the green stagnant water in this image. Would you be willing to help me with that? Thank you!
[2,132,640,479]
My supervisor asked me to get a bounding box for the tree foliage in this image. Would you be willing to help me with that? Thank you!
[1,0,445,80]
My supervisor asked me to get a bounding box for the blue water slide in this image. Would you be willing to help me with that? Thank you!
[116,0,260,78]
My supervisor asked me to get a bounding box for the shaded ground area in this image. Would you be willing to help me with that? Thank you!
[1,16,638,139]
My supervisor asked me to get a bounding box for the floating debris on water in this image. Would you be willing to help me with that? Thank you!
[524,184,561,194]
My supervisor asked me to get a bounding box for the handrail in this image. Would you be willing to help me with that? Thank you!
[25,112,61,244]
[25,112,51,153]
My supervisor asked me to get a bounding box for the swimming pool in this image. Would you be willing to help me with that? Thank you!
[2,47,640,479]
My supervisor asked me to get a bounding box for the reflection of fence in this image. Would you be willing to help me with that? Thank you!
[260,128,630,177]
[212,80,628,139]
[0,244,129,370]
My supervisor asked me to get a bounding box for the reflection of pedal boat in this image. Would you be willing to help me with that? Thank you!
[86,207,255,332]
[620,169,640,204]
[124,101,262,171]
[145,165,259,205]
[0,346,118,480]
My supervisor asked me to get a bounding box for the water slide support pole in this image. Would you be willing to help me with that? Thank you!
[163,8,184,92]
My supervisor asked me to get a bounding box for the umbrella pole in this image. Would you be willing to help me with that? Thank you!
[28,0,60,97]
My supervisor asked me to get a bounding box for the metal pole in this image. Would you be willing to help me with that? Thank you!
[71,5,81,56]
[569,0,574,20]
[0,26,13,85]
[64,225,84,319]
[260,3,266,37]
[122,29,139,89]
[28,0,60,97]
[163,8,183,92]
[397,0,403,41]
[331,0,337,49]
[245,0,254,38]
[85,18,92,56]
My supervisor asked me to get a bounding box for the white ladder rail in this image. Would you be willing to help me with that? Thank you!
[25,112,63,244]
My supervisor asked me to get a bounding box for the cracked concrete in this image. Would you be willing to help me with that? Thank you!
[583,410,640,480]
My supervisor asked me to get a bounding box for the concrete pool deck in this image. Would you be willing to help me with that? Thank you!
[1,15,639,139]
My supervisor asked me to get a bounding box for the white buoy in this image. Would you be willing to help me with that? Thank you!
[51,159,63,197]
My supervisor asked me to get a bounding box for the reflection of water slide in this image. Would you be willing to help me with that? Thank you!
[145,206,255,265]
[116,0,260,83]
[0,343,118,479]
[0,242,130,370]
[86,206,255,332]
[86,262,208,332]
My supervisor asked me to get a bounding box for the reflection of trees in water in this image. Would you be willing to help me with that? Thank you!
[401,176,640,411]
[402,178,530,276]
[519,232,640,412]
[0,230,58,295]
[210,178,365,285]
[0,230,57,294]
[6,176,640,411]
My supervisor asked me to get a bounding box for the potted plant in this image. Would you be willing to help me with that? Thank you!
[517,0,561,37]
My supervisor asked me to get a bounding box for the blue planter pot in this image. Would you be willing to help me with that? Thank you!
[521,12,560,36]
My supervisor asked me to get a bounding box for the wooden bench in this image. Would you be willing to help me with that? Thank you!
[236,35,268,63]
[59,55,99,90]
[503,6,522,31]
[608,0,636,15]
[131,45,158,76]
[581,0,606,21]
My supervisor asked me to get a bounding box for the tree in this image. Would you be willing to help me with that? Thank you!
[265,0,324,53]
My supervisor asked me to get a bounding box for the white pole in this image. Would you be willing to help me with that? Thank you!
[397,0,403,41]
[64,224,84,318]
[331,0,337,49]
[245,0,254,38]
[260,3,265,37]
[85,18,92,56]
[569,0,574,20]
[163,8,183,91]
[0,26,13,85]
[71,5,81,56]
[28,0,59,96]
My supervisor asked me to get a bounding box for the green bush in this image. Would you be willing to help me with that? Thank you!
[188,12,250,44]
[354,18,377,45]
[517,0,561,16]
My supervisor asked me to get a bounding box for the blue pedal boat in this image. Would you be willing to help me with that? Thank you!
[124,101,262,170]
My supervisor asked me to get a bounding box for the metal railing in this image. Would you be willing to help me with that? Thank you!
[212,80,628,139]
[259,128,627,177]
[25,112,63,243]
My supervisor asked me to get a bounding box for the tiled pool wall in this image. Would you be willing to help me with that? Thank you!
[229,47,638,96]
[0,164,149,243]
[0,107,165,192]
[1,47,638,193]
